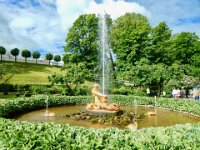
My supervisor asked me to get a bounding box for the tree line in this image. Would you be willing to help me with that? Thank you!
[57,13,200,96]
[0,47,61,65]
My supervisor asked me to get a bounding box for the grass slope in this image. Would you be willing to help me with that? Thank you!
[0,61,62,85]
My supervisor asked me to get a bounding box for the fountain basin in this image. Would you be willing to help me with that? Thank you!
[14,105,200,129]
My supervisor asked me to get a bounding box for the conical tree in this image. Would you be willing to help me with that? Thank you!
[45,53,53,65]
[32,52,41,64]
[22,49,31,63]
[10,48,20,62]
[0,46,6,61]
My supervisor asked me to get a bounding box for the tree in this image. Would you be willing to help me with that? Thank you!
[21,49,31,63]
[0,63,16,92]
[10,48,20,62]
[144,22,173,65]
[64,14,99,71]
[123,61,185,96]
[45,53,53,65]
[110,13,151,71]
[0,46,6,61]
[54,55,61,66]
[0,63,9,79]
[32,52,41,64]
[48,63,90,95]
[172,32,200,64]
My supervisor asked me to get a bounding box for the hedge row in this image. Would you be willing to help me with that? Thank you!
[0,95,200,149]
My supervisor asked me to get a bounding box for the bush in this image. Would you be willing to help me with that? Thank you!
[75,86,90,95]
[30,85,48,94]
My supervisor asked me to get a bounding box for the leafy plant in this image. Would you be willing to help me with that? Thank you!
[1,95,200,149]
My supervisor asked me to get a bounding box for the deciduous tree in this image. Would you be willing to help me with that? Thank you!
[48,63,90,95]
[0,46,6,61]
[32,52,41,64]
[22,49,31,63]
[54,55,61,65]
[45,53,53,65]
[64,14,99,71]
[110,13,151,70]
[10,48,20,62]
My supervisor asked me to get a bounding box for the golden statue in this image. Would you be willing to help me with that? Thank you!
[86,83,120,112]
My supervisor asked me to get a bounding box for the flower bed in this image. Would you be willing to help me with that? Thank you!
[0,95,200,149]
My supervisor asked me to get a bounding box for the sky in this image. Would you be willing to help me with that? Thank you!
[0,0,200,58]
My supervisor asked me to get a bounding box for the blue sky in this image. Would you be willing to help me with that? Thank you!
[0,0,200,58]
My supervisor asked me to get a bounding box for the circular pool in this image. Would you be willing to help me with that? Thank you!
[14,105,200,129]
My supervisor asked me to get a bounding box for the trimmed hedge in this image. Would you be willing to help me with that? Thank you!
[0,95,200,149]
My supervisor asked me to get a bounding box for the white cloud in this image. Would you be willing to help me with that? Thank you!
[85,0,151,19]
[56,0,88,31]
[56,0,150,31]
[0,0,65,57]
[10,17,36,29]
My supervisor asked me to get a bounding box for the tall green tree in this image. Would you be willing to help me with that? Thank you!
[123,59,185,96]
[0,46,6,61]
[21,49,31,63]
[45,53,53,66]
[32,52,41,64]
[10,48,20,62]
[54,55,61,66]
[64,14,99,71]
[110,13,151,70]
[170,32,200,78]
[48,63,89,95]
[144,22,172,65]
[172,32,200,64]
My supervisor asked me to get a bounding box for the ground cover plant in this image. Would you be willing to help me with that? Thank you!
[0,95,200,149]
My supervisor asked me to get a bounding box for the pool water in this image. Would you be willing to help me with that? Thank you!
[14,105,200,129]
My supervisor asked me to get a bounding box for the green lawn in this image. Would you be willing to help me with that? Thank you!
[0,61,62,85]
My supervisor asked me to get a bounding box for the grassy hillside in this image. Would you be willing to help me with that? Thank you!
[0,61,62,85]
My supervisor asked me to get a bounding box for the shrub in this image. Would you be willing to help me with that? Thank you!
[30,85,48,94]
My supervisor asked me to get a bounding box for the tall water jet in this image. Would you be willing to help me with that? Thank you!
[98,12,111,95]
[86,12,121,112]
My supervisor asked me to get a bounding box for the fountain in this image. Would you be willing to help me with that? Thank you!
[45,94,49,116]
[134,99,137,116]
[44,93,55,117]
[86,12,120,113]
[145,96,157,116]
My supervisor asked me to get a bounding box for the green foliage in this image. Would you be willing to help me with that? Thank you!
[1,96,200,149]
[110,16,200,96]
[32,52,41,64]
[144,22,172,65]
[10,48,20,62]
[0,63,11,79]
[21,49,31,63]
[122,62,185,96]
[64,14,99,72]
[53,55,61,65]
[30,85,48,94]
[45,53,53,65]
[48,63,90,95]
[172,32,200,65]
[110,13,151,69]
[0,46,6,61]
